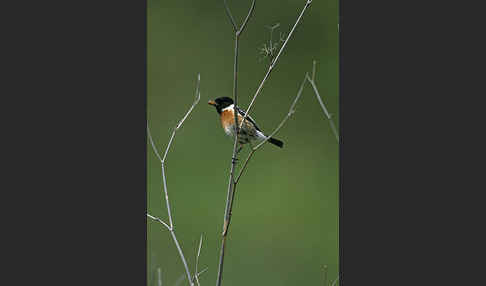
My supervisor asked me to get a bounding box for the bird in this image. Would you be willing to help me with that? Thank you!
[208,97,284,148]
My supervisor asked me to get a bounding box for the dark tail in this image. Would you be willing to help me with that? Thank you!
[268,137,284,148]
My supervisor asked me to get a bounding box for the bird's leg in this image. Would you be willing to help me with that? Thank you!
[236,145,243,155]
[232,144,242,164]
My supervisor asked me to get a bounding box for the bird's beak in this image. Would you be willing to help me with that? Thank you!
[208,100,216,106]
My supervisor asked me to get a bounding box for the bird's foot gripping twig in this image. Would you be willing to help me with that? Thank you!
[236,145,243,155]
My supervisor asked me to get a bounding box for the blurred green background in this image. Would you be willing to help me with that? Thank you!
[147,0,339,285]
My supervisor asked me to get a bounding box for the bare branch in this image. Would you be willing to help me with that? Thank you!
[176,74,201,130]
[223,0,238,32]
[197,235,203,265]
[198,267,208,277]
[162,74,201,163]
[312,60,317,82]
[305,73,339,143]
[254,73,307,150]
[170,231,192,285]
[331,275,340,286]
[148,169,193,286]
[148,207,193,286]
[216,1,258,285]
[217,2,312,285]
[174,273,186,286]
[147,73,201,286]
[238,0,256,35]
[306,74,330,118]
[235,74,307,184]
[147,213,171,231]
[162,131,177,165]
[193,235,204,286]
[234,149,255,185]
[147,122,163,164]
[270,0,313,67]
[161,166,174,229]
[240,0,313,129]
[322,265,328,286]
[223,0,256,35]
[158,268,163,286]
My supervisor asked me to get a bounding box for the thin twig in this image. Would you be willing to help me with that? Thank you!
[305,73,339,143]
[306,74,330,118]
[174,273,186,286]
[234,149,255,185]
[162,74,201,164]
[223,0,237,32]
[223,0,256,35]
[198,267,209,277]
[193,235,204,286]
[147,74,201,286]
[217,1,257,286]
[323,265,328,286]
[147,124,175,227]
[158,268,163,286]
[254,73,306,150]
[217,1,312,285]
[175,269,209,286]
[312,60,317,82]
[239,0,313,130]
[147,213,171,231]
[238,0,256,36]
[147,121,163,164]
[171,231,191,283]
[331,275,340,286]
[161,166,174,229]
[235,74,307,184]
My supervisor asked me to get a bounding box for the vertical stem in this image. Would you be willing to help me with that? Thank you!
[312,60,317,82]
[323,265,328,286]
[217,2,255,285]
[217,32,240,286]
[233,35,240,137]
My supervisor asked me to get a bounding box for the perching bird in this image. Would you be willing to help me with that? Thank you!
[208,97,284,148]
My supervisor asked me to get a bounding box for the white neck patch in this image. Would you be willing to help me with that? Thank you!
[222,104,234,112]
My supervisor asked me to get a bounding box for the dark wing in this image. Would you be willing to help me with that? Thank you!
[236,106,262,132]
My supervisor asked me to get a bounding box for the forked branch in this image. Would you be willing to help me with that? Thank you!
[331,275,340,286]
[147,74,201,286]
[223,0,256,34]
[235,74,308,184]
[217,2,313,286]
[217,1,257,286]
[305,62,339,143]
[193,235,205,286]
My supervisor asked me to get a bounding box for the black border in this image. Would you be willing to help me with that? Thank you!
[339,0,482,285]
[4,0,480,285]
[5,0,147,284]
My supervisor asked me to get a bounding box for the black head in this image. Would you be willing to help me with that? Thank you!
[208,97,234,114]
